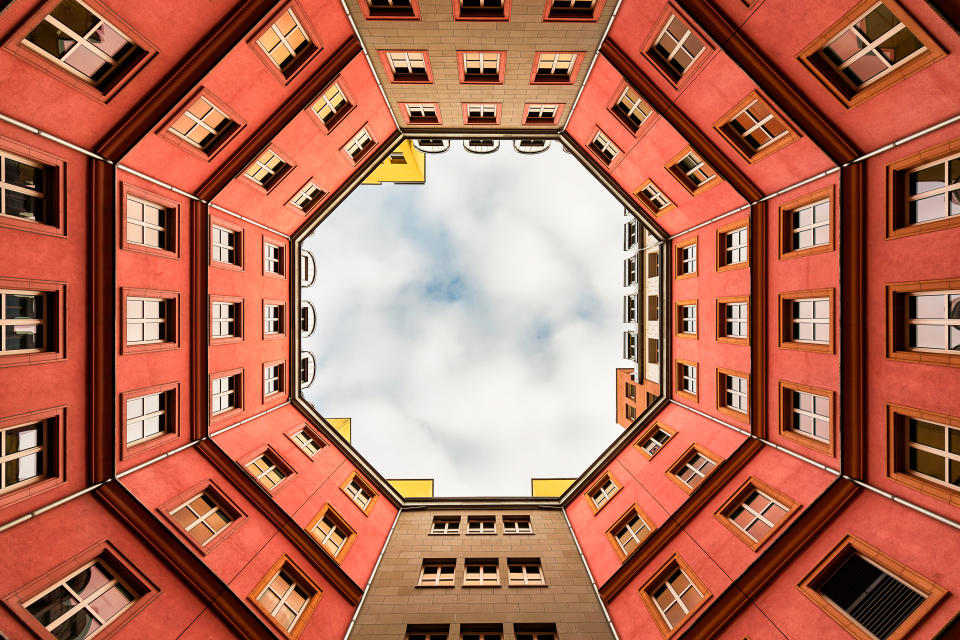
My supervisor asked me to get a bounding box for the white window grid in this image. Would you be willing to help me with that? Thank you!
[126,195,167,249]
[650,566,703,629]
[724,227,748,265]
[467,104,497,119]
[313,514,349,556]
[467,517,496,534]
[300,352,316,387]
[419,561,455,586]
[23,1,135,86]
[615,86,652,129]
[264,242,283,274]
[680,305,696,334]
[624,294,638,323]
[791,390,830,441]
[640,428,671,456]
[591,131,619,163]
[723,374,748,413]
[0,150,47,223]
[345,129,373,159]
[256,9,309,70]
[615,513,650,555]
[676,453,714,488]
[126,392,166,444]
[256,569,310,632]
[264,364,282,396]
[525,104,557,120]
[464,561,500,586]
[244,149,286,186]
[264,304,283,335]
[431,517,460,534]
[211,302,236,339]
[291,182,323,211]
[791,200,831,249]
[907,152,960,225]
[311,84,348,123]
[723,303,748,338]
[211,225,237,264]
[679,364,697,395]
[211,375,237,414]
[170,493,231,545]
[25,559,135,636]
[169,97,230,149]
[821,2,925,89]
[624,219,639,249]
[624,331,638,361]
[729,489,789,542]
[728,99,789,152]
[300,303,316,335]
[406,104,437,119]
[906,416,960,492]
[246,454,285,489]
[653,15,705,77]
[791,298,830,343]
[641,183,672,211]
[346,479,373,510]
[905,291,960,353]
[503,518,532,534]
[676,151,715,188]
[0,290,45,353]
[679,244,696,275]
[536,53,576,77]
[464,52,500,76]
[389,52,426,75]
[292,429,323,456]
[507,561,544,585]
[126,297,165,345]
[624,255,638,285]
[591,478,617,509]
[0,421,45,492]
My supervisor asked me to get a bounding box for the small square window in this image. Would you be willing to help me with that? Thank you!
[502,516,532,534]
[309,506,355,561]
[251,557,320,636]
[126,195,173,252]
[636,422,675,459]
[607,507,652,559]
[467,516,496,534]
[590,130,619,164]
[264,362,284,397]
[419,560,455,587]
[430,516,460,534]
[170,491,234,547]
[342,473,378,514]
[676,302,697,337]
[255,7,315,79]
[634,180,674,216]
[640,554,710,635]
[460,51,503,83]
[245,452,288,491]
[667,147,718,195]
[211,224,242,267]
[668,445,719,492]
[310,82,352,130]
[507,559,544,586]
[464,559,500,586]
[718,369,748,418]
[211,301,240,339]
[780,291,832,352]
[717,298,748,343]
[612,85,653,133]
[243,149,291,190]
[211,373,241,416]
[717,223,748,270]
[647,13,707,83]
[532,52,578,83]
[384,51,430,82]
[716,478,798,549]
[344,127,376,162]
[716,92,797,162]
[586,472,619,512]
[168,96,236,153]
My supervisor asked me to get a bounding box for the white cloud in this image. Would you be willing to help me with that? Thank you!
[303,142,628,496]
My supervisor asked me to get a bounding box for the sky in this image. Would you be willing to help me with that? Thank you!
[302,140,629,496]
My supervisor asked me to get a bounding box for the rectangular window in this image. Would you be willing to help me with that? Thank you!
[168,96,235,152]
[676,241,696,277]
[24,0,145,93]
[533,52,577,82]
[343,474,377,513]
[890,149,960,235]
[367,0,417,18]
[668,445,719,492]
[283,428,320,459]
[783,295,831,347]
[779,381,834,456]
[625,404,637,420]
[405,103,440,124]
[256,8,312,76]
[647,250,660,277]
[430,516,460,534]
[464,103,498,124]
[461,626,503,640]
[636,423,674,459]
[623,331,638,361]
[677,361,697,398]
[344,128,375,161]
[717,93,794,162]
[125,391,168,444]
[613,86,653,132]
[264,363,283,397]
[719,370,748,416]
[419,560,455,586]
[126,297,168,345]
[25,558,139,638]
[461,52,502,82]
[523,104,559,125]
[677,303,697,336]
[724,487,790,546]
[668,148,717,195]
[467,516,496,534]
[641,556,708,633]
[590,131,619,164]
[310,83,350,127]
[624,218,638,250]
[289,182,324,213]
[635,180,673,215]
[126,195,171,251]
[0,290,48,354]
[625,381,637,400]
[264,242,284,276]
[264,304,283,335]
[718,224,748,269]
[649,14,706,81]
[243,149,290,190]
[211,225,240,266]
[464,559,500,586]
[624,254,638,286]
[648,337,659,365]
[502,516,532,534]
[609,508,652,558]
[457,0,506,19]
[211,374,240,415]
[905,415,960,493]
[0,150,52,226]
[507,559,544,586]
[0,419,51,493]
[716,300,747,342]
[211,302,238,339]
[253,560,317,635]
[170,492,232,547]
[791,199,831,251]
[624,294,638,324]
[546,0,597,19]
[904,291,960,354]
[587,473,619,512]
[246,453,286,490]
[387,51,429,81]
[309,507,355,561]
[407,625,449,640]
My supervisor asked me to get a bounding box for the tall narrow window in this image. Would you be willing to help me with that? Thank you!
[623,331,638,361]
[464,559,500,586]
[590,131,619,164]
[624,254,638,286]
[253,560,317,634]
[648,14,706,82]
[264,242,284,275]
[211,374,240,415]
[211,302,238,339]
[386,51,429,81]
[507,559,544,585]
[641,556,709,634]
[677,361,697,398]
[170,492,233,547]
[668,148,717,195]
[718,224,747,269]
[719,370,748,417]
[23,0,145,93]
[243,149,290,190]
[624,218,638,250]
[264,304,283,336]
[780,382,833,454]
[676,241,697,277]
[310,83,350,128]
[256,8,313,77]
[0,420,49,493]
[419,560,455,586]
[0,290,48,354]
[211,225,240,266]
[1,150,51,225]
[533,53,577,82]
[613,86,653,132]
[246,453,286,490]
[677,303,697,337]
[264,363,283,397]
[168,97,235,152]
[126,297,168,346]
[718,300,748,343]
[309,507,355,561]
[624,294,638,323]
[125,391,168,444]
[126,195,170,251]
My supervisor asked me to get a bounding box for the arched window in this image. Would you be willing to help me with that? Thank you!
[300,250,316,287]
[300,351,316,388]
[300,301,316,337]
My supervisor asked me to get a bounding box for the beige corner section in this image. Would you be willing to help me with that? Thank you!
[327,418,352,443]
[388,478,435,498]
[531,478,576,497]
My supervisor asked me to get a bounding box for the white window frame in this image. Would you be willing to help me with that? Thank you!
[388,51,426,75]
[244,149,286,187]
[723,374,748,414]
[255,568,310,632]
[791,298,830,344]
[291,429,323,457]
[264,304,283,335]
[790,390,831,442]
[211,301,237,339]
[246,454,285,489]
[525,104,557,120]
[126,195,167,250]
[419,561,455,587]
[0,150,47,224]
[676,453,714,489]
[264,242,283,274]
[641,183,672,211]
[905,291,960,353]
[431,517,460,534]
[502,517,532,534]
[345,129,374,159]
[169,97,231,150]
[723,302,748,339]
[728,99,789,152]
[536,53,576,78]
[791,199,831,250]
[591,131,619,163]
[406,103,437,119]
[264,363,283,396]
[679,305,696,335]
[467,517,496,534]
[0,290,46,354]
[211,375,238,414]
[615,86,652,130]
[170,492,232,546]
[310,83,348,124]
[729,489,789,543]
[724,227,748,265]
[256,8,310,71]
[126,296,166,345]
[290,182,323,212]
[677,151,715,188]
[211,225,237,264]
[679,364,697,395]
[126,391,166,444]
[679,244,697,275]
[0,421,46,492]
[313,513,350,557]
[640,428,671,456]
[345,478,373,511]
[464,560,500,586]
[507,561,544,586]
[590,478,617,510]
[614,513,650,555]
[650,565,703,629]
[652,15,705,77]
[463,52,500,77]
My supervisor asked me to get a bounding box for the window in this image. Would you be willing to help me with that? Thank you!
[647,250,660,277]
[419,560,455,587]
[613,85,653,133]
[523,104,560,125]
[533,52,577,83]
[514,625,557,640]
[515,139,549,154]
[624,294,638,324]
[289,182,325,213]
[301,250,316,287]
[463,139,499,153]
[251,558,318,636]
[300,302,316,336]
[586,473,619,512]
[246,453,286,490]
[407,624,450,640]
[635,180,674,215]
[625,381,637,400]
[648,337,659,364]
[676,360,697,400]
[457,0,506,19]
[365,0,418,19]
[309,506,355,561]
[415,139,450,153]
[310,83,351,129]
[718,370,749,418]
[125,391,169,444]
[0,150,54,227]
[716,92,795,162]
[624,254,638,286]
[648,13,706,82]
[799,536,945,640]
[126,297,170,346]
[503,516,532,534]
[717,299,749,343]
[546,0,598,19]
[507,559,544,586]
[431,516,460,534]
[676,240,696,277]
[780,381,834,455]
[624,218,638,250]
[461,625,503,640]
[464,103,499,125]
[300,352,316,388]
[0,419,51,494]
[287,429,322,459]
[262,243,284,277]
[0,290,48,354]
[636,423,675,459]
[170,492,232,547]
[342,474,377,514]
[677,302,697,337]
[243,149,290,190]
[264,362,283,397]
[211,224,240,266]
[780,292,832,351]
[888,405,960,500]
[211,301,238,339]
[405,103,440,124]
[464,559,500,586]
[168,96,235,153]
[391,152,406,163]
[590,130,619,164]
[641,555,709,635]
[24,558,139,639]
[125,194,172,251]
[623,331,638,362]
[783,196,832,257]
[668,148,717,195]
[344,128,375,161]
[608,507,652,559]
[904,290,960,354]
[668,445,719,492]
[648,295,659,322]
[625,404,637,420]
[211,373,240,415]
[255,8,313,77]
[385,51,429,82]
[888,146,960,237]
[23,0,145,93]
[717,479,797,549]
[264,304,283,336]
[718,223,748,270]
[798,0,942,107]
[467,516,496,534]
[461,52,503,83]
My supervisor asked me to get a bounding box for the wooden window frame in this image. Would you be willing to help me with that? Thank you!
[714,91,799,163]
[359,0,422,20]
[639,553,712,638]
[307,78,356,134]
[584,471,620,514]
[341,471,379,515]
[453,0,510,21]
[0,280,65,367]
[716,296,749,345]
[716,368,749,422]
[263,359,286,402]
[886,280,960,367]
[379,50,433,83]
[609,81,656,137]
[887,403,960,505]
[463,558,501,587]
[530,51,584,85]
[522,103,564,126]
[634,179,676,217]
[666,146,720,196]
[779,186,835,259]
[778,289,835,353]
[674,237,697,279]
[157,87,244,160]
[635,421,677,460]
[210,216,244,271]
[401,102,443,125]
[715,477,800,551]
[797,0,946,109]
[461,103,502,126]
[674,359,698,402]
[458,51,506,84]
[307,504,357,563]
[797,534,946,640]
[241,445,296,494]
[886,136,960,239]
[778,380,836,456]
[716,219,749,272]
[248,554,322,639]
[247,2,322,86]
[674,300,698,339]
[666,443,722,494]
[0,405,65,507]
[120,288,179,355]
[241,146,295,195]
[606,504,655,561]
[209,295,243,344]
[159,479,247,555]
[285,423,326,460]
[210,368,244,423]
[285,179,326,216]
[119,381,180,459]
[642,5,714,90]
[341,125,378,164]
[0,141,65,237]
[542,0,605,21]
[120,183,179,259]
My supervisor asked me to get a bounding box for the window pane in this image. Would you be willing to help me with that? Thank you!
[27,586,77,626]
[87,584,132,621]
[910,448,945,480]
[909,194,945,224]
[51,1,99,37]
[910,164,944,195]
[52,609,101,640]
[909,419,944,449]
[5,158,44,191]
